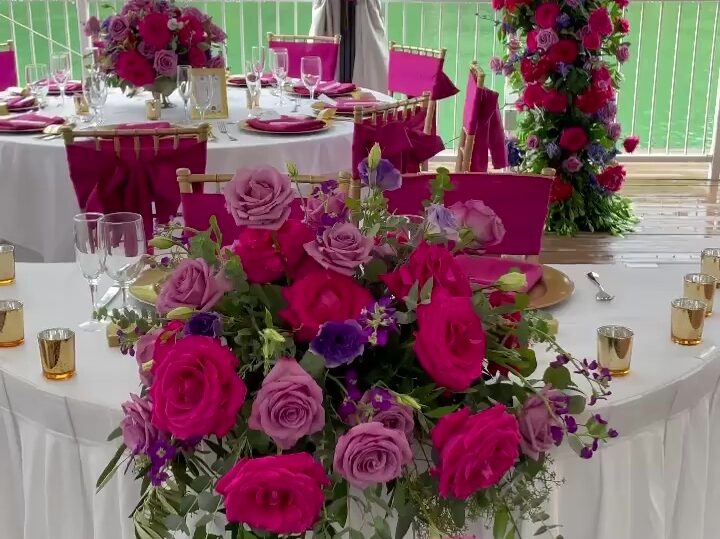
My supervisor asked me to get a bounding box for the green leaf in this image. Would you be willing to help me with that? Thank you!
[567,395,586,414]
[224,254,248,291]
[195,513,215,527]
[190,475,212,493]
[567,436,585,457]
[392,483,406,509]
[450,499,466,527]
[107,426,122,441]
[164,514,185,531]
[419,276,434,304]
[96,443,126,492]
[326,496,348,525]
[542,365,571,390]
[249,284,286,315]
[373,517,392,539]
[300,350,326,379]
[424,404,459,418]
[246,429,271,452]
[208,215,223,247]
[198,491,221,512]
[493,508,513,539]
[188,233,217,264]
[364,258,388,283]
[394,502,416,539]
[349,530,364,539]
[404,281,420,311]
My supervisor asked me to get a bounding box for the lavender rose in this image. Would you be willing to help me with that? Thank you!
[121,393,161,454]
[207,23,227,43]
[563,155,583,173]
[304,222,373,276]
[304,193,349,230]
[367,396,415,440]
[449,200,505,248]
[426,204,459,241]
[536,28,559,50]
[153,50,178,77]
[358,158,402,191]
[155,258,231,314]
[224,166,295,230]
[489,57,503,75]
[134,328,162,385]
[606,122,622,140]
[138,42,156,59]
[208,55,226,69]
[518,386,568,460]
[108,15,130,41]
[333,422,413,489]
[616,44,630,63]
[248,357,325,449]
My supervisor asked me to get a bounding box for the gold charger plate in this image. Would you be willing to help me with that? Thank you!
[528,265,574,310]
[239,119,330,135]
[129,267,171,306]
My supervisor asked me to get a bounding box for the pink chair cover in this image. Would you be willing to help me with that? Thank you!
[66,137,207,239]
[462,73,508,172]
[269,40,339,80]
[384,172,552,256]
[387,50,459,101]
[0,49,18,90]
[351,110,444,177]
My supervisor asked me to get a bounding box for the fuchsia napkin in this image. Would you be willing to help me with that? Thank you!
[330,97,380,113]
[4,95,37,111]
[293,81,356,97]
[247,116,325,133]
[0,112,64,131]
[48,80,83,94]
[228,74,274,87]
[455,255,544,292]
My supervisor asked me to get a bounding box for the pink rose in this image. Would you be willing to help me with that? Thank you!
[121,393,161,454]
[431,405,521,498]
[248,358,325,449]
[414,294,486,392]
[304,222,373,276]
[559,126,588,152]
[449,200,505,248]
[526,134,540,149]
[188,46,208,68]
[280,270,372,342]
[153,50,177,77]
[107,15,130,41]
[535,28,559,51]
[589,7,613,37]
[116,50,155,87]
[138,12,172,50]
[526,30,539,53]
[616,44,630,63]
[617,17,630,34]
[224,166,295,230]
[522,82,548,109]
[381,242,471,300]
[333,422,412,489]
[155,258,231,315]
[150,336,247,440]
[562,155,583,173]
[623,135,639,153]
[217,453,329,534]
[582,31,602,51]
[542,89,568,113]
[178,15,205,46]
[535,2,561,29]
[518,387,567,460]
[304,193,348,229]
[372,402,415,440]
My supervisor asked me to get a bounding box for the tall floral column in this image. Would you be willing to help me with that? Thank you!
[491,0,639,235]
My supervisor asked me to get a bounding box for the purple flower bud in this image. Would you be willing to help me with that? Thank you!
[608,428,619,438]
[564,415,578,433]
[580,446,594,459]
[594,414,608,425]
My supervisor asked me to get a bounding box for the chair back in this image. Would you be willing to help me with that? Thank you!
[177,169,353,244]
[62,124,210,239]
[384,171,555,257]
[268,33,341,80]
[456,62,485,172]
[0,41,18,90]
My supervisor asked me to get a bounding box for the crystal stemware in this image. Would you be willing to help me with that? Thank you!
[270,48,289,106]
[251,46,266,79]
[300,56,322,101]
[98,212,146,310]
[84,69,108,126]
[74,212,105,331]
[177,65,193,124]
[50,51,71,109]
[191,72,214,123]
[25,64,49,108]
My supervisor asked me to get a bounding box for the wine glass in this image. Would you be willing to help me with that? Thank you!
[269,48,289,106]
[98,212,146,310]
[74,213,106,331]
[25,64,49,107]
[177,65,193,124]
[251,46,266,79]
[191,72,214,123]
[84,69,108,126]
[301,56,322,101]
[50,51,71,108]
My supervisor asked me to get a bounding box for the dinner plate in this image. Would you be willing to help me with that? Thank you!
[239,119,330,135]
[527,265,575,310]
[4,104,40,114]
[0,125,48,134]
[310,101,379,117]
[290,87,355,98]
[129,267,171,306]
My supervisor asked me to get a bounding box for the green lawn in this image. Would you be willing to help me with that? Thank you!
[1,0,717,153]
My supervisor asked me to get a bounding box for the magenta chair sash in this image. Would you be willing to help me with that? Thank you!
[387,50,458,100]
[384,172,552,256]
[269,40,339,80]
[462,73,508,171]
[66,137,207,238]
[0,49,17,90]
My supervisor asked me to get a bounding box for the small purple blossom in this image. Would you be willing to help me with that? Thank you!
[310,320,367,368]
[526,134,540,149]
[607,122,622,140]
[358,158,402,191]
[425,203,459,241]
[358,298,399,346]
[608,428,619,438]
[185,312,222,338]
[502,22,515,33]
[557,62,571,77]
[587,142,608,165]
[580,446,593,459]
[546,141,561,159]
[536,29,559,51]
[148,439,177,486]
[564,415,578,433]
[365,388,393,412]
[556,13,572,28]
[502,63,515,76]
[550,425,564,445]
[490,57,504,75]
[563,155,583,173]
[550,354,570,368]
[338,398,358,422]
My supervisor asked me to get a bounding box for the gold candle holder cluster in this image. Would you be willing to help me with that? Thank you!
[0,300,24,347]
[145,99,161,121]
[38,328,76,380]
[0,244,15,285]
[597,325,633,376]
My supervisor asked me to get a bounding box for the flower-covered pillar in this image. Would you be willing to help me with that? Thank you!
[491,0,639,235]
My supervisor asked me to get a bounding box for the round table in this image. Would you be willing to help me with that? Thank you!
[2,262,720,539]
[0,87,385,263]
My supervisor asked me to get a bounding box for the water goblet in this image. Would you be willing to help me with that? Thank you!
[269,48,289,106]
[98,212,146,310]
[50,51,71,109]
[191,72,214,123]
[25,64,49,108]
[84,69,108,126]
[74,212,105,331]
[301,56,322,101]
[251,46,266,79]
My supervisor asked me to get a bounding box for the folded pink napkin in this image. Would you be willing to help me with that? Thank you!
[332,98,380,112]
[47,80,83,94]
[115,122,172,130]
[5,96,37,111]
[455,255,544,293]
[293,81,356,97]
[0,112,64,131]
[247,116,326,133]
[228,74,274,86]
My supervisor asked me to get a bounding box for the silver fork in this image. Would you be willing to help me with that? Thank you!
[586,271,614,301]
[218,121,237,142]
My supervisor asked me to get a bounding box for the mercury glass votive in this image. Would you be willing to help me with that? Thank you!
[671,298,706,345]
[701,249,720,289]
[145,99,161,121]
[597,325,634,376]
[38,328,76,380]
[73,94,89,116]
[0,244,15,285]
[683,273,716,316]
[0,300,24,347]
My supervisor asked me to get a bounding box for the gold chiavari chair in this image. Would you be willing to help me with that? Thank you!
[456,61,486,172]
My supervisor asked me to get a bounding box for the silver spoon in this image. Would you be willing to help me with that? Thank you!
[586,271,614,301]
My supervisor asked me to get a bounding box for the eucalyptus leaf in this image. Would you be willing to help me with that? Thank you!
[567,395,586,414]
[542,365,571,390]
[373,517,392,539]
[96,443,126,492]
[364,258,388,283]
[424,404,459,418]
[394,502,416,539]
[106,426,122,441]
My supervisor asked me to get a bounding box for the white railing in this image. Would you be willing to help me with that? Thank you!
[1,0,719,178]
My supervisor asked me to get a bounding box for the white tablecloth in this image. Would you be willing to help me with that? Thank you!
[0,87,384,263]
[2,262,720,539]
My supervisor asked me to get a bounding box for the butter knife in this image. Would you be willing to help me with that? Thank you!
[96,285,121,309]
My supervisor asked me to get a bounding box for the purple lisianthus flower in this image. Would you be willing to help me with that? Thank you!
[153,50,178,77]
[502,63,515,76]
[536,29,559,51]
[364,388,394,412]
[358,158,402,191]
[425,203,459,241]
[545,141,561,159]
[606,122,622,140]
[556,13,572,29]
[556,62,571,77]
[587,142,608,165]
[310,320,367,368]
[616,44,630,63]
[121,393,161,455]
[563,155,583,173]
[147,438,177,486]
[489,56,504,75]
[185,312,222,337]
[526,134,540,149]
[358,297,399,346]
[108,15,130,41]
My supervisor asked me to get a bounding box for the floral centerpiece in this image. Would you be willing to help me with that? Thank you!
[98,146,615,539]
[490,0,639,235]
[85,0,226,98]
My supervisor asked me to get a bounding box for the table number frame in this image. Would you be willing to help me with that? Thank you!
[190,68,229,120]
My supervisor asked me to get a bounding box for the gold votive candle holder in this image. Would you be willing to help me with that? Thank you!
[73,94,89,116]
[0,244,15,285]
[684,273,716,316]
[671,298,706,345]
[701,249,720,288]
[0,300,24,347]
[597,325,634,376]
[38,328,76,380]
[145,99,161,121]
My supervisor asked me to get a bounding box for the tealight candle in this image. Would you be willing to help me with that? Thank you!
[0,300,24,347]
[0,244,15,285]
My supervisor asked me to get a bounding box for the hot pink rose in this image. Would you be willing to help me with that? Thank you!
[414,294,486,391]
[304,222,373,276]
[224,166,295,230]
[559,126,588,152]
[150,336,247,440]
[542,89,568,113]
[280,270,372,342]
[138,12,172,49]
[449,200,505,248]
[491,0,504,10]
[616,44,630,63]
[116,50,155,87]
[431,406,521,498]
[535,2,561,29]
[597,164,626,192]
[623,135,639,153]
[548,39,578,65]
[149,321,184,374]
[582,31,602,51]
[216,453,329,534]
[188,46,207,68]
[526,30,539,53]
[333,422,412,489]
[617,17,630,34]
[589,7,613,37]
[381,242,471,300]
[248,357,325,449]
[178,15,205,46]
[522,82,548,108]
[155,258,231,315]
[616,0,629,7]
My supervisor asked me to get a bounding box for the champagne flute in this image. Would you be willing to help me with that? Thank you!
[177,65,193,124]
[301,56,322,101]
[98,212,146,310]
[251,46,266,79]
[84,69,108,126]
[269,48,289,106]
[50,51,71,109]
[25,64,49,107]
[191,72,214,123]
[74,213,105,332]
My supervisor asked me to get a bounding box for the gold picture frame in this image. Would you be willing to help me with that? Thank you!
[190,68,229,120]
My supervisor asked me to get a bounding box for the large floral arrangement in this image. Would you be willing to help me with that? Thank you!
[99,147,615,539]
[490,0,639,235]
[84,0,226,95]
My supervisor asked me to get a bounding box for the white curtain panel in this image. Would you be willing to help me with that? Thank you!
[353,0,389,92]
